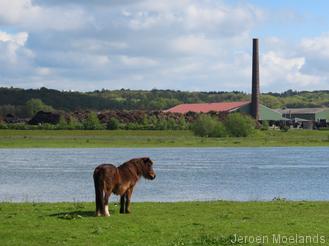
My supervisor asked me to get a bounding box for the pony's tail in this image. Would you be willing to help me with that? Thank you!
[93,171,104,216]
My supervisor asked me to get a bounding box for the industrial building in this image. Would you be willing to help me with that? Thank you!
[165,38,329,128]
[165,101,284,121]
[277,108,329,122]
[276,108,329,128]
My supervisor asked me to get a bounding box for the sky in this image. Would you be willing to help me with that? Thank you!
[0,0,329,92]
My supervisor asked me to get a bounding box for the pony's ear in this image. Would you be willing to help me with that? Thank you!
[142,157,151,164]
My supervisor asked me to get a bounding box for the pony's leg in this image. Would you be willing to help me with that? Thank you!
[95,198,101,217]
[104,192,110,217]
[125,188,133,213]
[96,207,101,217]
[94,174,103,217]
[120,195,126,214]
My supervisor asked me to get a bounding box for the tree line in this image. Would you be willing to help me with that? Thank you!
[1,87,329,118]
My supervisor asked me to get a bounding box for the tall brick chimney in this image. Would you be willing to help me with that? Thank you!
[251,38,260,121]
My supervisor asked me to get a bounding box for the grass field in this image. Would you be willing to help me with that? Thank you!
[0,201,328,245]
[0,129,329,148]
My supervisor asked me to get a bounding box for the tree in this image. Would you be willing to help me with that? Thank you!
[260,95,282,109]
[25,98,54,117]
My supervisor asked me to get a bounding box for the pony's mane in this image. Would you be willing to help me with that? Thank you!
[119,158,144,177]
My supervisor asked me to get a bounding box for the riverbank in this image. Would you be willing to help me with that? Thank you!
[0,201,328,245]
[0,129,329,148]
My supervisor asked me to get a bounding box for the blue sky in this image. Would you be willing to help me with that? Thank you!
[250,0,329,39]
[0,0,329,92]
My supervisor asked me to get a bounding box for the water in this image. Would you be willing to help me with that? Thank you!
[0,147,329,202]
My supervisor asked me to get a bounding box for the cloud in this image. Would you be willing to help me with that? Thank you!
[301,34,329,59]
[0,0,91,31]
[298,34,329,76]
[122,0,263,37]
[258,46,326,91]
[184,3,263,35]
[118,55,158,66]
[0,0,266,91]
[0,31,32,66]
[170,35,217,55]
[0,31,28,45]
[33,0,142,7]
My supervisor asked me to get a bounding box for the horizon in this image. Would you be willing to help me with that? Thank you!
[2,86,329,95]
[1,1,329,92]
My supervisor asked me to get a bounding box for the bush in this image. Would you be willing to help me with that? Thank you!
[83,112,104,130]
[67,116,83,130]
[6,123,30,130]
[37,123,57,130]
[212,122,227,137]
[155,118,168,130]
[192,114,227,137]
[260,120,269,131]
[224,113,255,137]
[56,116,68,130]
[166,118,177,130]
[125,122,143,130]
[106,117,120,130]
[192,115,214,137]
[178,117,189,130]
[280,125,290,132]
[55,116,83,130]
[0,123,8,129]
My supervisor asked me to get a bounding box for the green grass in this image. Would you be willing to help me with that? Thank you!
[1,201,329,245]
[0,129,329,148]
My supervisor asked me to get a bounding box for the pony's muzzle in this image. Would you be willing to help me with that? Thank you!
[149,173,156,180]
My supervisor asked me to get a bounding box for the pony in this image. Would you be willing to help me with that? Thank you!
[93,157,156,216]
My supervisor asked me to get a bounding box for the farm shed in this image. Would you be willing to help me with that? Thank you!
[164,101,285,121]
[238,103,284,121]
[277,108,329,123]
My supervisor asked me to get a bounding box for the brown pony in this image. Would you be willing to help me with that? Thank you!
[93,157,156,216]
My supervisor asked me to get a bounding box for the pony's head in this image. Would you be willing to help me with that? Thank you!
[140,157,156,180]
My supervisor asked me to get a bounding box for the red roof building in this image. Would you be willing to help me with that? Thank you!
[164,101,250,114]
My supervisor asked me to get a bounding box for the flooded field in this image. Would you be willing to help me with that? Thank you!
[1,147,329,202]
